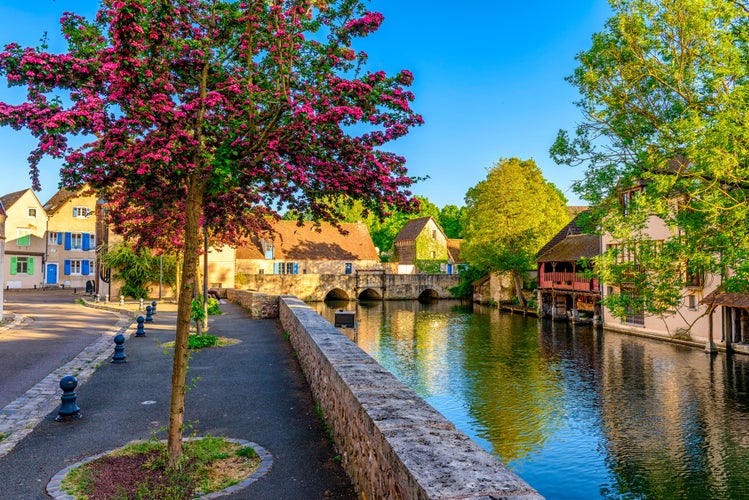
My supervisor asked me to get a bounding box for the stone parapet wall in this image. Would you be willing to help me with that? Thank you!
[226,289,279,319]
[278,295,543,500]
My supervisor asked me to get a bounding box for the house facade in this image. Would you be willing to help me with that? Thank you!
[536,213,601,322]
[1,189,47,288]
[600,192,720,347]
[394,217,463,274]
[235,220,382,277]
[0,199,6,317]
[44,186,99,289]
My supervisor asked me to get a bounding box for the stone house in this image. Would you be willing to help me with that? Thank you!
[44,186,99,290]
[536,212,601,322]
[394,216,463,274]
[0,189,47,289]
[235,220,382,277]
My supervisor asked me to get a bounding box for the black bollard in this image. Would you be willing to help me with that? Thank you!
[135,316,146,337]
[55,376,82,421]
[112,332,127,363]
[145,305,154,322]
[151,300,157,315]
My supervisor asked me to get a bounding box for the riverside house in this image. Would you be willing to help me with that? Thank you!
[393,216,463,274]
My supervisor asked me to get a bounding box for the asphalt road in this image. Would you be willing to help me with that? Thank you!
[0,289,130,409]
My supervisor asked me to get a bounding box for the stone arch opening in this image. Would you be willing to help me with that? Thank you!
[418,289,440,302]
[324,288,349,301]
[358,288,382,301]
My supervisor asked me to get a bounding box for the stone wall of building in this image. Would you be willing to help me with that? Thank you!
[278,295,542,499]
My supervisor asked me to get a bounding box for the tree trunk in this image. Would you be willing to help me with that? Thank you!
[167,176,204,468]
[513,270,526,308]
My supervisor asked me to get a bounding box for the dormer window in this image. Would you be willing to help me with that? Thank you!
[620,186,643,216]
[72,206,90,218]
[263,240,274,260]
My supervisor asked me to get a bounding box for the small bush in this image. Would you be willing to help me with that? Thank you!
[188,334,218,349]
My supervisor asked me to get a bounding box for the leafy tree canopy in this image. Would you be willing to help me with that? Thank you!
[461,157,569,304]
[551,0,749,316]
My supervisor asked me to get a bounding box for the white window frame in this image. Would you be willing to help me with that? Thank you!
[70,260,82,275]
[71,232,83,250]
[16,256,29,274]
[49,231,59,245]
[72,206,90,218]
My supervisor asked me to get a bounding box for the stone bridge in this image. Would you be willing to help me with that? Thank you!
[236,270,461,302]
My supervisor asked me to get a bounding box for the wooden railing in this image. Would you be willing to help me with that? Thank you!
[538,271,599,292]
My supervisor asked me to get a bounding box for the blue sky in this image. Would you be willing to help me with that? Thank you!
[0,1,611,209]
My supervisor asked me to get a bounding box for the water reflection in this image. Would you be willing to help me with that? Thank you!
[314,300,749,500]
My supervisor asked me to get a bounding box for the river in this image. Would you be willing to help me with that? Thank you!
[313,299,749,500]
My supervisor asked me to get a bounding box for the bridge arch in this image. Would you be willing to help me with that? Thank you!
[357,288,382,301]
[418,289,440,301]
[324,288,350,301]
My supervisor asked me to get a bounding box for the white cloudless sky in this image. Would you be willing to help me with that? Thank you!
[0,1,611,208]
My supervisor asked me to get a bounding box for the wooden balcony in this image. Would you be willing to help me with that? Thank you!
[538,271,599,293]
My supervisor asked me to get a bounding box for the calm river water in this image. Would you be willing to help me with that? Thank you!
[313,299,749,500]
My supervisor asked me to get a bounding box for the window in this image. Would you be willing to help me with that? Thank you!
[264,240,274,259]
[431,230,437,239]
[17,228,31,246]
[275,262,298,274]
[71,232,83,250]
[345,263,353,275]
[49,231,58,245]
[65,259,91,276]
[27,208,37,218]
[688,294,697,310]
[72,206,90,218]
[16,257,28,274]
[620,187,643,215]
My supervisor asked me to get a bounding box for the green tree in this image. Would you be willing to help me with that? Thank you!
[461,158,569,306]
[551,0,749,319]
[439,204,465,239]
[99,243,178,299]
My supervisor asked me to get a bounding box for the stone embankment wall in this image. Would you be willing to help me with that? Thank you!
[278,295,543,500]
[225,289,279,318]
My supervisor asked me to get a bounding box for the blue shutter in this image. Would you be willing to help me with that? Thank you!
[57,232,62,245]
[294,263,299,275]
[273,262,278,274]
[64,232,72,250]
[82,233,91,251]
[64,260,71,275]
[82,260,90,275]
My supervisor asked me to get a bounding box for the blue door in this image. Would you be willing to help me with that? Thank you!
[46,264,58,285]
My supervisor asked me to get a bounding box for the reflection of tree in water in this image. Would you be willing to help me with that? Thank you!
[460,308,565,463]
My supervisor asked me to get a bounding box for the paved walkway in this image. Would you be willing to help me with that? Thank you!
[0,298,354,499]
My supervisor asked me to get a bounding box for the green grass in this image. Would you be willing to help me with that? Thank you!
[188,334,218,349]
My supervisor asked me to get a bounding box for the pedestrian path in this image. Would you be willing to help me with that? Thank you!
[0,298,354,499]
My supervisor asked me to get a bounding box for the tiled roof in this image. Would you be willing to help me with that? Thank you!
[536,210,591,259]
[536,234,600,263]
[447,239,463,263]
[44,185,93,214]
[701,291,749,309]
[0,189,30,211]
[43,188,77,214]
[394,217,434,242]
[237,220,379,261]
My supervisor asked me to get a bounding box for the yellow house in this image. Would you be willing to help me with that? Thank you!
[0,189,47,288]
[44,186,99,290]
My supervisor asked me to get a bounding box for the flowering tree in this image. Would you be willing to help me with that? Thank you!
[0,0,421,464]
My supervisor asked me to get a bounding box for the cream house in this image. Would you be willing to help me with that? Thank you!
[0,189,47,288]
[600,185,720,348]
[44,186,98,289]
[0,199,6,316]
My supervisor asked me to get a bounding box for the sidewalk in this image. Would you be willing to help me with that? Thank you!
[0,300,355,499]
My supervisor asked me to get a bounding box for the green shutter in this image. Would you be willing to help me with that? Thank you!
[27,257,34,275]
[10,256,17,275]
